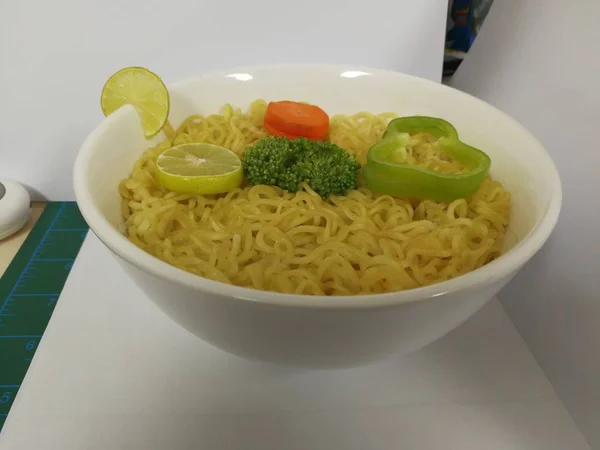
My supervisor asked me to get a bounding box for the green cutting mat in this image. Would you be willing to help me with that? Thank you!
[0,202,89,432]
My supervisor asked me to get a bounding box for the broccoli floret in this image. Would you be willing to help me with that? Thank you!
[242,136,361,198]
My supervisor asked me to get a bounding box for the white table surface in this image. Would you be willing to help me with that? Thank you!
[0,235,590,450]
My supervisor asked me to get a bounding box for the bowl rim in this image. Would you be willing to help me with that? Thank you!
[73,63,563,310]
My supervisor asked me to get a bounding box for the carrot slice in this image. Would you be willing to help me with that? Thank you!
[264,101,329,140]
[263,120,302,139]
[263,119,323,141]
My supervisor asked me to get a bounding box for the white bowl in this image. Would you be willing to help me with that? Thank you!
[74,64,561,369]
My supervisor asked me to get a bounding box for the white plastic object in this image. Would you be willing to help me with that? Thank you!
[0,180,31,240]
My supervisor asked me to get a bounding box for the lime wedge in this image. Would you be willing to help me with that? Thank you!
[155,143,243,195]
[100,66,170,138]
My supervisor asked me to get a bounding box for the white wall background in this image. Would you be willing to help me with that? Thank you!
[452,0,600,448]
[0,0,446,200]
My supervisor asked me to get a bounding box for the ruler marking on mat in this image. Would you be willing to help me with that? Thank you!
[0,204,64,314]
[0,202,89,432]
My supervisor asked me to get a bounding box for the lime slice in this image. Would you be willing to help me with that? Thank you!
[100,66,170,138]
[155,143,243,195]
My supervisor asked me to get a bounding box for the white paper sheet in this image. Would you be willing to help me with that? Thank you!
[451,0,600,447]
[0,235,590,449]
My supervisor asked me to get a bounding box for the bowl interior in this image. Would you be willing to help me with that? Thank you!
[77,64,560,303]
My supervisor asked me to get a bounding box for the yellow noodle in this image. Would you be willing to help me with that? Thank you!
[119,100,511,296]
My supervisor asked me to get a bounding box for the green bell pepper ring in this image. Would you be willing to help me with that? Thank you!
[363,116,491,202]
